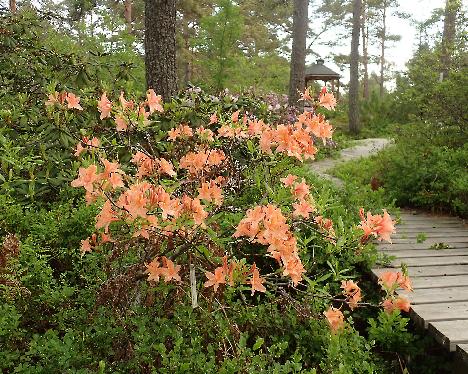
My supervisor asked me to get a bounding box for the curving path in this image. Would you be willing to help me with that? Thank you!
[309,138,468,369]
[309,138,391,187]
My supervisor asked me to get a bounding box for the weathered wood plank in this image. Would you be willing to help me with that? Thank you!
[410,302,468,328]
[428,320,468,351]
[399,217,463,224]
[379,243,468,251]
[394,232,468,239]
[410,275,468,289]
[457,344,468,364]
[373,265,468,277]
[396,228,467,233]
[399,287,468,304]
[389,256,468,267]
[386,249,468,258]
[392,237,468,244]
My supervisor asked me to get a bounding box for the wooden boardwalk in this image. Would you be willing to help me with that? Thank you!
[372,210,468,364]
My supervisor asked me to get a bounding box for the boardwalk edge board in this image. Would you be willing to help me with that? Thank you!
[373,209,468,358]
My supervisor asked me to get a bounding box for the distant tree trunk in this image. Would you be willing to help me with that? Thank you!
[145,0,177,99]
[9,0,16,13]
[361,0,369,100]
[124,0,132,32]
[288,0,308,110]
[349,0,362,134]
[440,0,460,80]
[379,0,387,98]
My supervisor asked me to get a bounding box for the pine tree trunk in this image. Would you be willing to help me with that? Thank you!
[288,0,308,110]
[361,0,369,100]
[124,0,132,32]
[349,0,362,135]
[9,0,16,13]
[145,0,178,99]
[441,0,460,80]
[379,0,387,98]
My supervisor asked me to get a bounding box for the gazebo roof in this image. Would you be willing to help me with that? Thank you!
[305,59,341,80]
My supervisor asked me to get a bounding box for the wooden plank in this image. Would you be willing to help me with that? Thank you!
[389,256,468,267]
[379,243,468,251]
[394,232,468,239]
[373,265,468,278]
[392,237,468,244]
[457,344,468,364]
[428,320,468,351]
[411,275,468,289]
[410,302,468,328]
[399,214,463,223]
[386,249,468,258]
[396,228,467,233]
[399,287,468,304]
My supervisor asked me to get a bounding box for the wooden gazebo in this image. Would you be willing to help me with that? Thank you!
[305,59,341,99]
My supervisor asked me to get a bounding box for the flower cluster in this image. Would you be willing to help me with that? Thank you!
[378,271,413,313]
[233,204,306,285]
[358,208,396,243]
[341,280,362,310]
[280,174,315,219]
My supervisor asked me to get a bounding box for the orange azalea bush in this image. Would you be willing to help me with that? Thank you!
[45,87,406,333]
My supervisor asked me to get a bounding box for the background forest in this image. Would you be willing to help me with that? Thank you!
[0,0,467,373]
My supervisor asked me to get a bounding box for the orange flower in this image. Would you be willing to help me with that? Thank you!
[358,208,396,243]
[161,256,181,283]
[131,151,156,178]
[157,158,177,177]
[292,179,310,200]
[341,280,362,310]
[95,200,119,233]
[80,237,93,256]
[299,87,313,102]
[66,92,83,110]
[100,158,125,189]
[119,91,134,110]
[146,89,163,114]
[197,180,223,206]
[397,273,413,292]
[292,200,314,219]
[71,164,100,192]
[97,92,112,119]
[378,271,399,291]
[249,263,266,295]
[45,92,59,106]
[146,258,164,282]
[74,136,100,157]
[382,296,411,313]
[324,307,344,333]
[204,266,226,292]
[115,115,128,132]
[231,110,239,123]
[209,113,218,124]
[280,174,297,187]
[319,89,336,110]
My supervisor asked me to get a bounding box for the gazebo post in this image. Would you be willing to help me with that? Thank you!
[336,79,340,100]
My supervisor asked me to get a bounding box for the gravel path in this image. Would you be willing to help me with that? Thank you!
[309,138,392,186]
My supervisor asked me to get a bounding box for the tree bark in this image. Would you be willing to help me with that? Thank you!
[361,0,369,100]
[379,0,387,98]
[288,0,308,110]
[440,0,460,80]
[349,0,362,135]
[145,0,178,99]
[9,0,16,13]
[124,0,132,32]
